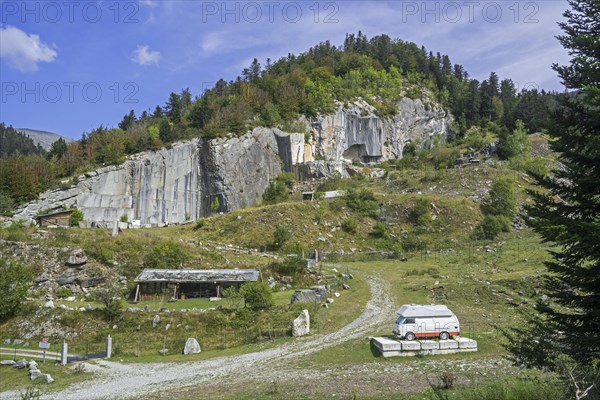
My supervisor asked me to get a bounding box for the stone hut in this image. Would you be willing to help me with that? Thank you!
[133,269,260,302]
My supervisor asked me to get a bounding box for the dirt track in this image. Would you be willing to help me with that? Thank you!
[2,274,402,400]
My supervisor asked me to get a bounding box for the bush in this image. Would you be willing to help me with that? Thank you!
[345,188,379,217]
[410,198,432,227]
[371,221,389,238]
[4,221,28,241]
[120,214,128,223]
[481,178,517,218]
[55,287,73,299]
[263,180,290,205]
[472,215,512,240]
[273,224,291,249]
[341,217,358,233]
[270,256,305,275]
[144,241,190,269]
[0,259,32,321]
[239,281,274,311]
[91,286,124,321]
[70,208,84,226]
[194,218,206,230]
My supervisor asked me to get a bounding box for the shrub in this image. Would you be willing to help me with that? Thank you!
[120,214,129,223]
[481,178,517,218]
[70,208,84,226]
[222,286,243,311]
[273,224,291,249]
[55,287,73,299]
[5,221,28,241]
[144,241,189,269]
[371,221,389,238]
[345,188,379,217]
[263,180,290,205]
[239,281,274,311]
[472,215,512,240]
[410,198,433,227]
[0,259,32,320]
[341,217,358,233]
[91,285,124,321]
[270,256,305,275]
[194,218,206,230]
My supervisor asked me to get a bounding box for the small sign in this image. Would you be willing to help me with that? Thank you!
[39,342,50,349]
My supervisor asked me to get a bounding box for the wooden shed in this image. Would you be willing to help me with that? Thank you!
[36,210,73,228]
[133,268,260,302]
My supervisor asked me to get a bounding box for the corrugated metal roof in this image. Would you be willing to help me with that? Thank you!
[134,269,260,283]
[395,304,454,317]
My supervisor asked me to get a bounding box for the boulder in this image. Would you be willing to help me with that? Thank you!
[44,300,55,309]
[28,361,37,369]
[58,273,77,286]
[83,276,106,288]
[66,249,87,266]
[310,286,329,297]
[84,304,92,311]
[152,314,161,328]
[326,298,334,304]
[292,310,310,337]
[3,338,10,344]
[0,360,16,366]
[29,369,43,380]
[290,290,319,304]
[44,373,54,383]
[13,359,28,369]
[158,348,169,355]
[183,338,201,355]
[342,284,350,290]
[334,292,341,298]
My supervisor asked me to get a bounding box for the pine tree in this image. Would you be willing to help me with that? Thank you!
[522,0,600,365]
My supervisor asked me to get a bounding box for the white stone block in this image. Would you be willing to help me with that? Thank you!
[419,340,439,350]
[457,338,477,349]
[400,340,420,351]
[438,339,458,349]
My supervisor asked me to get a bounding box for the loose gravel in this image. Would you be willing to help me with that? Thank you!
[2,274,396,400]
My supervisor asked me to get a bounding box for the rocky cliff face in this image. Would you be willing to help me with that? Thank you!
[13,128,293,226]
[309,98,453,163]
[12,97,452,226]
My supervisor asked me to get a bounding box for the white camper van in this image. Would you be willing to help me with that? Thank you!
[392,304,460,341]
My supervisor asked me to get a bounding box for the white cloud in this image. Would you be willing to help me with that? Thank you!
[0,25,57,72]
[139,0,159,7]
[131,45,161,66]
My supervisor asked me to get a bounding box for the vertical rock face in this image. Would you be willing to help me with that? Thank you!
[310,98,453,163]
[13,129,285,226]
[11,97,452,226]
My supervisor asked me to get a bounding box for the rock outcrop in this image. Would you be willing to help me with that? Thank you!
[308,98,452,163]
[12,98,452,226]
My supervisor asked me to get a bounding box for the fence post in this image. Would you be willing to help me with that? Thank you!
[106,335,112,359]
[61,341,68,365]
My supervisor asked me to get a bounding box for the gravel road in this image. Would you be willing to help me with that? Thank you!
[2,274,396,400]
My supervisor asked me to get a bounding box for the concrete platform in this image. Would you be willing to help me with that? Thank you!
[371,337,477,358]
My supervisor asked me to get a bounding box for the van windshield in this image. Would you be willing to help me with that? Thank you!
[396,317,405,325]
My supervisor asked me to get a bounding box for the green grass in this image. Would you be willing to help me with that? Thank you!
[0,358,93,394]
[304,229,550,366]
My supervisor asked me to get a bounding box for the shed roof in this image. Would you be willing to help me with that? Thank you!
[134,269,260,283]
[395,304,454,318]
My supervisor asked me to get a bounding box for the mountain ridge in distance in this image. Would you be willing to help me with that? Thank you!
[16,128,73,151]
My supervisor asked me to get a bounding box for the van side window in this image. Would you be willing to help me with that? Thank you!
[405,318,415,324]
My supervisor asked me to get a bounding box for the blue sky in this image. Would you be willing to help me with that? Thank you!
[0,0,570,140]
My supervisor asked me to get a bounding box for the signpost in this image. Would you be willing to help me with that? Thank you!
[38,338,50,363]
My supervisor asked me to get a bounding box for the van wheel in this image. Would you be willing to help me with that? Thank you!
[439,332,449,340]
[405,332,416,341]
